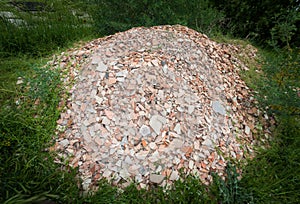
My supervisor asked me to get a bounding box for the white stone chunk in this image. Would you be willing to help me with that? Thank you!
[96,61,108,72]
[149,115,166,135]
[245,125,251,135]
[149,174,165,184]
[212,101,226,115]
[149,142,157,150]
[119,169,131,180]
[189,160,194,169]
[59,139,69,147]
[136,151,149,160]
[170,139,184,149]
[139,125,151,137]
[174,123,181,134]
[202,138,213,148]
[169,170,179,181]
[188,105,195,114]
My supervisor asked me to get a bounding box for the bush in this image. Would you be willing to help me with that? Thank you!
[91,0,225,36]
[0,0,93,57]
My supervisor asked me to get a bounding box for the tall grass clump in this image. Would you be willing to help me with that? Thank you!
[0,0,93,58]
[0,65,82,203]
[91,0,226,37]
[238,47,300,203]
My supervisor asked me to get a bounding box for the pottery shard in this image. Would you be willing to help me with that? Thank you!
[149,174,165,184]
[150,115,167,135]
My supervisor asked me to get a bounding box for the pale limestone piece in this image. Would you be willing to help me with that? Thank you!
[82,178,92,191]
[188,105,195,114]
[149,174,165,184]
[125,156,133,164]
[177,106,184,112]
[91,55,101,65]
[202,138,213,148]
[116,160,122,167]
[194,140,200,150]
[102,117,110,125]
[136,151,149,160]
[174,123,181,134]
[139,125,151,137]
[189,160,194,170]
[173,157,181,165]
[95,95,103,105]
[212,101,226,115]
[135,174,143,183]
[59,139,69,147]
[169,170,179,181]
[149,115,167,135]
[96,61,108,72]
[103,169,111,178]
[148,150,160,163]
[128,164,140,175]
[104,109,114,120]
[169,139,184,149]
[149,142,157,150]
[245,125,251,135]
[119,169,131,180]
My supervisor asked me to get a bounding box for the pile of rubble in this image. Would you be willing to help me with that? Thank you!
[50,25,271,191]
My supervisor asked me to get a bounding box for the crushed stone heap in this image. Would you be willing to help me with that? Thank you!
[52,25,263,191]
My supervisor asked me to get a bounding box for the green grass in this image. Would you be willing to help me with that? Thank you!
[1,1,299,203]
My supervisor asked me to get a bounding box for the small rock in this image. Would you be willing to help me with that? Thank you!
[149,174,165,184]
[116,70,128,78]
[245,125,251,135]
[189,160,194,169]
[102,117,110,125]
[212,101,226,115]
[104,109,114,120]
[150,115,166,135]
[188,105,195,114]
[136,151,149,160]
[149,142,157,150]
[82,179,92,191]
[96,62,107,72]
[148,150,160,163]
[16,77,23,85]
[119,169,131,180]
[95,95,103,105]
[173,157,181,165]
[91,55,101,65]
[125,156,133,164]
[174,123,181,134]
[170,139,184,149]
[139,125,151,137]
[177,106,184,112]
[202,139,213,148]
[59,139,69,147]
[169,170,179,181]
[103,169,111,178]
[194,140,200,150]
